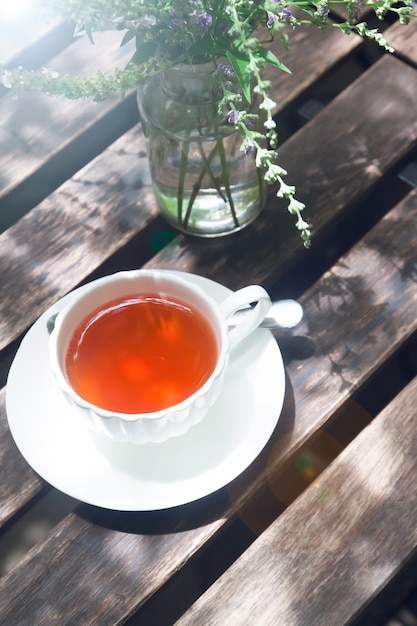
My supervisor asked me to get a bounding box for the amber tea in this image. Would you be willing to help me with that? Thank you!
[65,293,218,413]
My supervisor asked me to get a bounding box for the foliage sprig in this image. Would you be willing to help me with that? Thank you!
[1,0,415,246]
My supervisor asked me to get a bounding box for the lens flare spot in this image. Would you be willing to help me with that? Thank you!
[295,453,313,474]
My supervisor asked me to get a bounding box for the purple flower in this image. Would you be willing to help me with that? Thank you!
[189,9,212,30]
[227,110,241,124]
[244,142,255,156]
[267,14,275,28]
[279,7,293,19]
[246,117,256,128]
[218,63,234,77]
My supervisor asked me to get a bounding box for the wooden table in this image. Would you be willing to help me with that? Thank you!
[1,10,417,625]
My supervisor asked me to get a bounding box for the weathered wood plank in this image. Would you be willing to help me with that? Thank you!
[0,17,363,553]
[0,18,359,213]
[386,8,417,66]
[263,23,362,114]
[1,186,416,624]
[0,125,157,353]
[176,374,417,626]
[144,54,417,287]
[0,505,225,625]
[0,12,415,624]
[0,26,363,351]
[0,31,135,205]
[1,54,416,536]
[0,387,45,528]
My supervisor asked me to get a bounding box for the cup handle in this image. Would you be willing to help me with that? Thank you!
[220,286,271,350]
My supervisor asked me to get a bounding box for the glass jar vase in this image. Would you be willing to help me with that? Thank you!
[138,60,266,237]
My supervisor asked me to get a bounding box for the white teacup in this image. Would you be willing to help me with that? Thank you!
[49,270,271,443]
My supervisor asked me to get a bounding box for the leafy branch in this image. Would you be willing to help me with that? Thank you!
[1,0,415,246]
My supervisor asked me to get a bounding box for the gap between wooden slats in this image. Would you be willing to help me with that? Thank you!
[144,55,417,286]
[0,25,365,353]
[0,50,416,573]
[0,388,45,528]
[0,31,137,220]
[0,30,412,620]
[175,377,417,626]
[0,180,416,626]
[385,6,417,67]
[0,19,362,235]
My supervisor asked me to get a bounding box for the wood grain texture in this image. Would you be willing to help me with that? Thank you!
[386,8,417,65]
[0,387,45,528]
[0,27,365,351]
[0,17,359,211]
[177,374,417,626]
[263,23,362,114]
[1,188,416,624]
[1,27,416,625]
[0,30,135,202]
[0,126,157,352]
[0,507,225,625]
[144,55,417,287]
[1,54,416,532]
[226,187,417,526]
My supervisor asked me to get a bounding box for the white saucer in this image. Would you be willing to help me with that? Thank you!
[6,272,285,511]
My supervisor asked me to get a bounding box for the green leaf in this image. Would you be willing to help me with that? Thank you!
[187,34,230,58]
[226,50,251,102]
[300,6,315,17]
[73,21,95,44]
[120,30,136,47]
[257,47,291,74]
[127,40,156,67]
[47,313,58,335]
[84,25,95,45]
